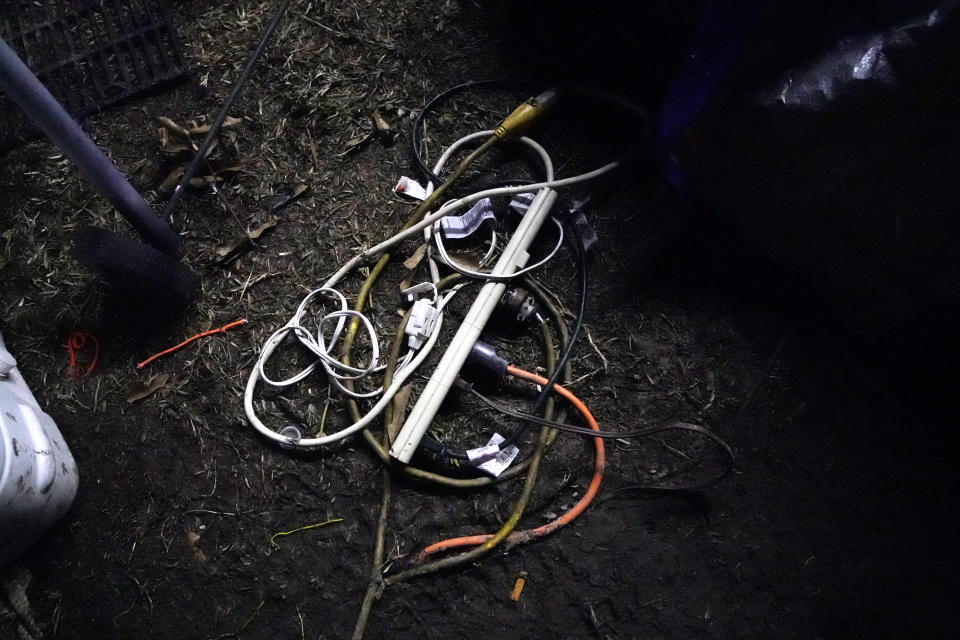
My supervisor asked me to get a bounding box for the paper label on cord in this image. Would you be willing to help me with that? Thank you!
[394,176,428,200]
[439,198,495,239]
[508,192,535,214]
[466,432,519,477]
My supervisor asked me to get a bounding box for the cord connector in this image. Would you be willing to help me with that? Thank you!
[500,287,539,324]
[494,89,559,140]
[507,192,535,216]
[560,198,598,253]
[400,282,436,304]
[405,299,439,349]
[466,340,508,379]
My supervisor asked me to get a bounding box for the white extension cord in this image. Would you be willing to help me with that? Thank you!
[244,128,622,450]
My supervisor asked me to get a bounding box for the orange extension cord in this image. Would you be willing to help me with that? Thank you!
[137,319,246,369]
[66,330,100,378]
[415,364,606,562]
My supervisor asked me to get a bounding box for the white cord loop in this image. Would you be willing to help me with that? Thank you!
[245,124,623,449]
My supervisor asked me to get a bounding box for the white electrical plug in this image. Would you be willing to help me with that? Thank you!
[400,282,436,304]
[405,298,439,349]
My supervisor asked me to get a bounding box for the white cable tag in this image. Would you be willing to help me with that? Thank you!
[394,176,428,200]
[439,198,495,239]
[466,432,519,477]
[507,192,535,215]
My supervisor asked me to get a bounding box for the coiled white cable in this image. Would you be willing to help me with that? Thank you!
[245,127,618,448]
[432,216,563,281]
[321,132,612,291]
[256,288,385,397]
[246,288,460,447]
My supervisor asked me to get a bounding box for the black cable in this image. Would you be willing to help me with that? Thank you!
[411,81,650,189]
[163,0,293,220]
[411,79,532,185]
[460,380,735,490]
[462,378,732,447]
[497,220,588,451]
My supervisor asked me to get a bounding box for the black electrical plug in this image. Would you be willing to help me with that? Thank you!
[466,340,508,379]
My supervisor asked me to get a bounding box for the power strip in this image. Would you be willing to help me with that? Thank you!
[390,187,558,463]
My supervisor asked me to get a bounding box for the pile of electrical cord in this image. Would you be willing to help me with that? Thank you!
[240,81,735,639]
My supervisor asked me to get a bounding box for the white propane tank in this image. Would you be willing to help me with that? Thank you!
[0,331,78,567]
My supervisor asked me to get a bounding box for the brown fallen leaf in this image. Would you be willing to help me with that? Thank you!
[188,161,252,188]
[215,219,278,265]
[189,175,217,188]
[185,530,208,564]
[158,127,193,154]
[155,116,193,140]
[248,219,277,240]
[157,115,243,152]
[386,384,413,443]
[371,110,395,145]
[339,132,372,156]
[125,374,170,403]
[201,137,220,159]
[268,184,311,213]
[402,243,427,271]
[156,166,184,195]
[447,252,482,270]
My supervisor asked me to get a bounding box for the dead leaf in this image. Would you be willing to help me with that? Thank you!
[202,137,220,158]
[185,530,207,563]
[157,166,184,195]
[214,240,237,259]
[216,162,250,177]
[189,175,216,188]
[222,115,244,129]
[386,384,413,442]
[448,252,481,270]
[157,127,192,154]
[156,115,243,151]
[248,219,277,240]
[402,243,427,271]
[371,110,395,145]
[128,157,148,178]
[215,219,277,264]
[188,161,253,188]
[155,116,193,140]
[125,374,170,403]
[339,132,372,156]
[268,184,310,213]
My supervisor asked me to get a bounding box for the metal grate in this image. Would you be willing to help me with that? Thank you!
[0,0,187,150]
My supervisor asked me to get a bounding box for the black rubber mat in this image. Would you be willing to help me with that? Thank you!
[0,0,187,151]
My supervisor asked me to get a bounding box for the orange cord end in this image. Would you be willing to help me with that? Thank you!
[415,365,606,562]
[509,573,527,601]
[137,319,247,369]
[65,330,100,378]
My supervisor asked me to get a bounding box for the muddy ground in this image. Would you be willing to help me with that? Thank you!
[2,1,958,638]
